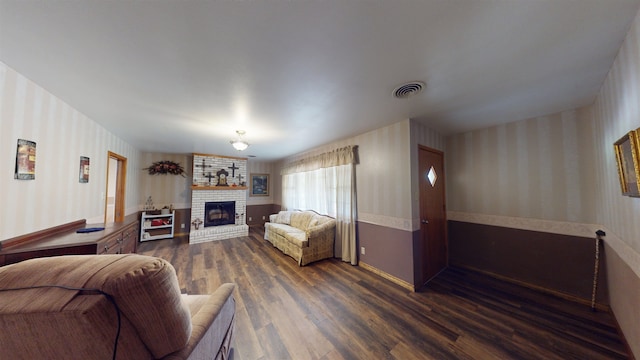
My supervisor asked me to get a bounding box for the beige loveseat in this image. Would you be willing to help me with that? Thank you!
[0,254,235,360]
[264,210,336,266]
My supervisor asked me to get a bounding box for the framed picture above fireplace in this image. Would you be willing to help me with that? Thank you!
[251,173,269,196]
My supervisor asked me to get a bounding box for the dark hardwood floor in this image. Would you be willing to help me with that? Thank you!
[137,227,630,360]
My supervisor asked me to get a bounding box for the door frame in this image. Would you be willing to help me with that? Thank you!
[105,151,127,223]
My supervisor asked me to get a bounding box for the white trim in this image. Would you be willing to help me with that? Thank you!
[358,212,414,231]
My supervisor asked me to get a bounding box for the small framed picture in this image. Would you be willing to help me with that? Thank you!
[614,129,640,197]
[250,173,269,196]
[14,139,36,180]
[79,156,90,183]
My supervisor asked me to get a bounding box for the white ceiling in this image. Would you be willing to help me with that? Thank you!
[1,1,639,160]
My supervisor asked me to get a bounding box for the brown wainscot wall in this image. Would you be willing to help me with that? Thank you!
[357,221,416,290]
[247,204,281,227]
[448,220,609,306]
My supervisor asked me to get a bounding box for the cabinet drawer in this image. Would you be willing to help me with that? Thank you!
[98,234,122,254]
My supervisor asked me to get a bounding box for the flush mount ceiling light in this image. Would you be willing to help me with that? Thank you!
[230,130,249,151]
[392,81,425,99]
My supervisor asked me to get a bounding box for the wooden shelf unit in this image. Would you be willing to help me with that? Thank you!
[140,211,175,241]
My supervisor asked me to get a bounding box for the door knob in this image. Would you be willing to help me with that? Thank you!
[421,219,429,224]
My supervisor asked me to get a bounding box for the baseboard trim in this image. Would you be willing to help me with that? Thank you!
[452,263,610,312]
[359,261,415,292]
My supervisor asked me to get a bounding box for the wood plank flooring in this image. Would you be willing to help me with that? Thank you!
[137,227,630,360]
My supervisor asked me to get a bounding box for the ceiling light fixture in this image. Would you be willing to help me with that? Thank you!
[230,130,249,151]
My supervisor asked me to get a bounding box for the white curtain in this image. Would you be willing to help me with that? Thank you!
[282,146,358,265]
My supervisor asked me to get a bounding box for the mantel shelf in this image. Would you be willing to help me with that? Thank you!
[191,186,248,191]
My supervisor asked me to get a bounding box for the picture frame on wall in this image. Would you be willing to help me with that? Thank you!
[14,139,36,180]
[250,173,269,196]
[79,156,90,183]
[614,129,640,197]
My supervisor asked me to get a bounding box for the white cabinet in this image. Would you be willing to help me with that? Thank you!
[140,211,174,241]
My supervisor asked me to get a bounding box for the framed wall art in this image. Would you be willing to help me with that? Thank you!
[79,156,90,183]
[614,129,640,197]
[14,139,36,180]
[250,173,269,196]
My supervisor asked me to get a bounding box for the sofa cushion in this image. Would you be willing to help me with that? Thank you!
[289,211,317,230]
[286,231,309,247]
[266,223,309,247]
[274,211,292,224]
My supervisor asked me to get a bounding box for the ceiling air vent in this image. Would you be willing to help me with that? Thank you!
[392,81,425,99]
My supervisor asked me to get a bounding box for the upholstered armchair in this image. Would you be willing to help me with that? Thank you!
[0,254,236,359]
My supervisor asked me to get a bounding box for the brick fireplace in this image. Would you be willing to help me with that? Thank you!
[189,153,248,244]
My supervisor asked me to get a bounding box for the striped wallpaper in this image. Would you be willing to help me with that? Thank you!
[445,10,640,273]
[275,119,445,231]
[139,152,192,210]
[593,9,640,259]
[592,11,640,357]
[446,108,597,224]
[0,62,141,240]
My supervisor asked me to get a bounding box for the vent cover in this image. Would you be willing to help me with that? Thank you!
[392,81,425,99]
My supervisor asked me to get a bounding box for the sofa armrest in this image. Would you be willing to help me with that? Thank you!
[306,219,336,244]
[269,214,278,223]
[163,283,236,360]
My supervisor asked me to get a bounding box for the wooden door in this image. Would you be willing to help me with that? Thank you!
[419,146,447,286]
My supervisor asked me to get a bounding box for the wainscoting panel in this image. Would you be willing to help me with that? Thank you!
[449,220,609,305]
[358,221,415,287]
[246,204,278,227]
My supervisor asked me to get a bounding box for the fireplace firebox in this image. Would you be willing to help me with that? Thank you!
[204,201,236,227]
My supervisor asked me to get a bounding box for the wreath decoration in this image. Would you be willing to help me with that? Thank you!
[145,160,186,177]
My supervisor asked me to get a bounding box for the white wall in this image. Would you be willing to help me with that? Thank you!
[0,62,141,240]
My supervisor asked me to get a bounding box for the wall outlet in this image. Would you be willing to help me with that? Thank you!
[249,217,252,221]
[262,216,265,220]
[361,246,365,255]
[181,223,185,229]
